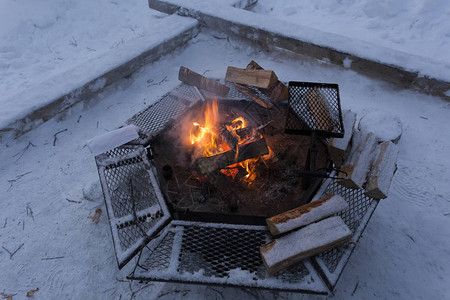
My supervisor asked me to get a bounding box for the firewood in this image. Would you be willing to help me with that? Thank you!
[328,110,357,166]
[178,66,230,97]
[266,194,348,236]
[195,138,269,174]
[337,131,378,189]
[246,60,288,101]
[234,83,273,108]
[220,125,239,150]
[225,66,278,89]
[260,216,352,275]
[365,141,399,199]
[305,87,334,131]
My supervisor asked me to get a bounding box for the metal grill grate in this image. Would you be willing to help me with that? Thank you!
[285,82,344,137]
[132,221,328,294]
[128,84,201,138]
[96,146,171,269]
[311,179,378,290]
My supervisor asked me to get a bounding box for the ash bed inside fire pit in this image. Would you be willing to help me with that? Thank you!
[150,98,329,223]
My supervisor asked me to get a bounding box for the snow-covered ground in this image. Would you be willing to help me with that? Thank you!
[252,0,450,65]
[1,31,449,299]
[0,0,170,100]
[1,0,450,299]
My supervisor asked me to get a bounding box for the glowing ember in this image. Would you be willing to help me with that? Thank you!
[189,99,274,185]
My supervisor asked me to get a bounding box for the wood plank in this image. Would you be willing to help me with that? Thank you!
[260,216,352,275]
[266,194,348,236]
[365,141,399,199]
[328,110,357,166]
[246,60,288,101]
[337,131,378,189]
[234,83,273,108]
[195,138,269,174]
[225,66,278,89]
[178,66,230,96]
[305,87,334,131]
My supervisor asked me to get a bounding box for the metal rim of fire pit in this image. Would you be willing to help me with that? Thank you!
[95,82,378,294]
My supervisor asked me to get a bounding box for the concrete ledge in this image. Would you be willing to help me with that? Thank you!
[0,15,199,143]
[149,0,450,101]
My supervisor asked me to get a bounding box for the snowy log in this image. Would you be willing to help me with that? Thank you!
[225,66,278,89]
[328,110,356,166]
[260,216,352,275]
[358,111,403,144]
[337,131,378,189]
[87,125,139,156]
[365,141,399,199]
[266,194,348,236]
[178,66,230,97]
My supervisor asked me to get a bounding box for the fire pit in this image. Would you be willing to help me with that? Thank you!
[94,79,379,294]
[149,96,329,224]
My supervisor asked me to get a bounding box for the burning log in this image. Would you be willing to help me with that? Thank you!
[260,216,352,275]
[328,110,356,166]
[178,66,230,97]
[195,138,269,174]
[220,125,239,150]
[305,87,334,131]
[246,60,289,101]
[266,194,348,236]
[225,66,278,89]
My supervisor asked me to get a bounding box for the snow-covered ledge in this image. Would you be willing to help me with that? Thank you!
[0,15,199,143]
[149,0,450,101]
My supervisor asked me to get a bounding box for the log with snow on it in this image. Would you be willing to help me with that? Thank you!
[358,110,403,144]
[260,216,352,276]
[87,125,140,156]
[365,141,399,199]
[266,194,348,236]
[328,110,356,166]
[337,130,378,189]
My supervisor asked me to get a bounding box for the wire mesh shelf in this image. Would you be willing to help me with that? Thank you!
[285,82,344,138]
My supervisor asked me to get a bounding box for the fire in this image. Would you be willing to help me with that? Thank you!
[189,98,274,185]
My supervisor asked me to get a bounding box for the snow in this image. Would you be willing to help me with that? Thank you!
[274,194,348,234]
[358,110,403,143]
[0,1,449,298]
[252,0,450,66]
[0,0,198,131]
[87,125,139,156]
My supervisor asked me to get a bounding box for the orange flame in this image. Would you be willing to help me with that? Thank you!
[189,99,274,185]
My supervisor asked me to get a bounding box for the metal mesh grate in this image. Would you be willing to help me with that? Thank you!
[96,146,170,268]
[134,222,326,293]
[128,84,200,137]
[317,180,374,273]
[285,82,343,137]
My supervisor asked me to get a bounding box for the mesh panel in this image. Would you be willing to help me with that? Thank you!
[104,157,157,218]
[286,82,343,137]
[96,146,170,268]
[316,180,374,273]
[135,222,324,292]
[128,84,200,136]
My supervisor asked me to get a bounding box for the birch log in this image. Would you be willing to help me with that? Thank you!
[337,131,378,189]
[365,141,399,199]
[266,194,348,236]
[260,216,352,275]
